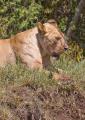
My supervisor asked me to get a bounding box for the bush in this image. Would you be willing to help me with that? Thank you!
[0,0,42,38]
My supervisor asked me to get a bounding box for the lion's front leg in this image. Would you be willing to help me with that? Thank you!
[44,69,71,81]
[42,55,51,68]
[52,72,71,81]
[42,56,71,81]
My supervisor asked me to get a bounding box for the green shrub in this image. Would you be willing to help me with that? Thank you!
[64,41,84,62]
[0,0,42,38]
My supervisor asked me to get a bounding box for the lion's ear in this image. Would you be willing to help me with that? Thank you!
[37,22,46,34]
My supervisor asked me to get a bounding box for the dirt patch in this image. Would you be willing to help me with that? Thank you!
[0,81,85,120]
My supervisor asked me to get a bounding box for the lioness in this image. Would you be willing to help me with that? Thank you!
[0,20,69,80]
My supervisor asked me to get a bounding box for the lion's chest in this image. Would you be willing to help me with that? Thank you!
[24,46,42,68]
[20,36,43,68]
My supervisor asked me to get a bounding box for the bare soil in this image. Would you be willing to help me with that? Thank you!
[0,81,85,120]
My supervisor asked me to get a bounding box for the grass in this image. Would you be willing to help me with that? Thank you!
[0,56,85,90]
[54,56,85,90]
[0,57,85,119]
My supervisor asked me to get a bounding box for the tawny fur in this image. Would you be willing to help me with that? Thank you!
[0,39,16,67]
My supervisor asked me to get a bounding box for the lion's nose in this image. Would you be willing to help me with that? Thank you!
[64,44,68,51]
[64,47,68,51]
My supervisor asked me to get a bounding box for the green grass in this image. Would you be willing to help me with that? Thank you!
[0,56,85,90]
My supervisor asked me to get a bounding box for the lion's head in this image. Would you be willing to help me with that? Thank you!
[37,19,68,58]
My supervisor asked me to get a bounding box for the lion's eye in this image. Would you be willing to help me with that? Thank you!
[56,37,61,41]
[52,41,57,45]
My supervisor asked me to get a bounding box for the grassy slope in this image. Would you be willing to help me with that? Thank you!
[0,57,85,119]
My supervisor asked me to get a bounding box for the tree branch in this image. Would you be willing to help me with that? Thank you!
[66,0,85,40]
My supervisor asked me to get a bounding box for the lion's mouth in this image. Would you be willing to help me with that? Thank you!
[52,52,60,59]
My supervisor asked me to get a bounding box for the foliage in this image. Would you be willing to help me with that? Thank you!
[0,0,81,37]
[40,0,79,32]
[63,41,84,62]
[0,0,43,38]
